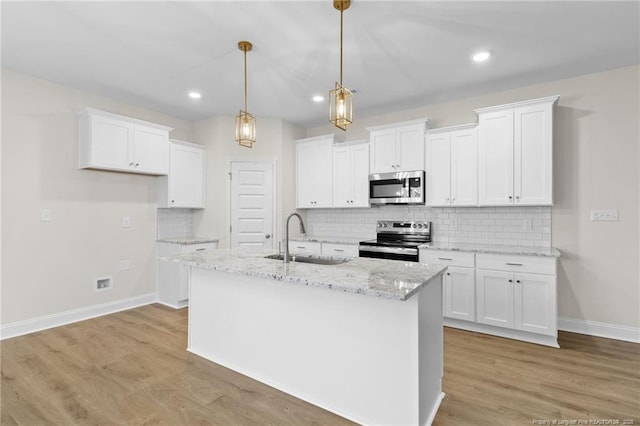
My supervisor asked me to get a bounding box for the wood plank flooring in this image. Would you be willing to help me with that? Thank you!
[1,304,638,425]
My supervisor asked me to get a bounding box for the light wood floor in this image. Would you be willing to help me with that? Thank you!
[1,304,638,425]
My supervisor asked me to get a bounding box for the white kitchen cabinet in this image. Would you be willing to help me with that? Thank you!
[321,242,359,258]
[288,241,322,256]
[476,96,558,206]
[157,241,218,308]
[368,119,432,173]
[420,250,476,321]
[296,135,334,208]
[78,107,172,175]
[158,140,206,208]
[425,124,478,206]
[333,141,369,208]
[475,253,557,337]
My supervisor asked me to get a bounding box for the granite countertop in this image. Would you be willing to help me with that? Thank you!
[419,242,561,257]
[157,237,219,245]
[289,236,365,245]
[166,249,447,301]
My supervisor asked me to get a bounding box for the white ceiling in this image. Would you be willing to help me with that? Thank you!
[2,1,638,128]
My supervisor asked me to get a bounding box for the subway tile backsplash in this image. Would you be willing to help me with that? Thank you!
[305,206,551,248]
[157,208,194,239]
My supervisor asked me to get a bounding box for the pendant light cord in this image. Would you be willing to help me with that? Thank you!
[244,50,248,112]
[339,8,343,87]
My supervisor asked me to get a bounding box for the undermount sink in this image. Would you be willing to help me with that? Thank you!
[264,253,351,265]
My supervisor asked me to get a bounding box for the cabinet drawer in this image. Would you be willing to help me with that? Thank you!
[289,241,322,255]
[476,253,556,275]
[180,243,218,254]
[420,250,475,268]
[322,243,358,258]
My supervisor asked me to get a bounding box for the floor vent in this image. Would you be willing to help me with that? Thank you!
[95,276,113,292]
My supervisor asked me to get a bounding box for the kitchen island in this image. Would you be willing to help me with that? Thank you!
[170,250,447,426]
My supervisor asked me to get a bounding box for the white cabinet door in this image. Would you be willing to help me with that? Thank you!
[351,143,370,207]
[444,266,475,321]
[514,273,556,336]
[425,132,451,206]
[396,124,425,172]
[370,129,397,173]
[475,269,514,328]
[89,114,133,170]
[296,136,333,208]
[332,146,351,208]
[171,143,205,208]
[132,125,169,174]
[514,103,553,205]
[478,110,514,205]
[450,128,478,206]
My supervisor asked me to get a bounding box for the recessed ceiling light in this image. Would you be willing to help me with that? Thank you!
[472,50,492,63]
[188,91,202,99]
[312,95,324,102]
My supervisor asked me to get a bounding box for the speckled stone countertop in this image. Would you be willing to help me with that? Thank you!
[157,237,219,245]
[420,242,561,257]
[166,249,447,301]
[289,236,364,245]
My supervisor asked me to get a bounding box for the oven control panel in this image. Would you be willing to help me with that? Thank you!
[376,221,431,234]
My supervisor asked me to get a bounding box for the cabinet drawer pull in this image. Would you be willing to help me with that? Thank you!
[296,246,306,249]
[334,249,344,252]
[438,257,453,261]
[196,248,206,251]
[505,262,523,266]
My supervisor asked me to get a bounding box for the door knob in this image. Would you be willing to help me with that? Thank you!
[265,234,271,239]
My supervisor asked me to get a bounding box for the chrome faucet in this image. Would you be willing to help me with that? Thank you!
[284,212,306,263]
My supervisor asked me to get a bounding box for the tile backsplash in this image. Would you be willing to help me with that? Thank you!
[304,206,551,247]
[157,208,194,239]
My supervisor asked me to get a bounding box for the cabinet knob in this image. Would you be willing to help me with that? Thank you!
[516,280,521,283]
[171,200,175,203]
[129,162,134,167]
[135,163,139,167]
[446,272,450,276]
[396,164,400,168]
[265,234,271,239]
[508,195,513,200]
[516,195,520,201]
[508,279,513,283]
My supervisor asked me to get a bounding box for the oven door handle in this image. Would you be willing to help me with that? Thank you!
[358,245,418,255]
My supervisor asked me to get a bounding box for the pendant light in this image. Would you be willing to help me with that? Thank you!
[235,41,256,148]
[329,0,353,131]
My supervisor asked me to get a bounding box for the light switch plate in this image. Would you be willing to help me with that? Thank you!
[40,209,52,222]
[119,260,130,271]
[450,219,458,229]
[523,219,532,230]
[122,216,131,228]
[590,209,618,222]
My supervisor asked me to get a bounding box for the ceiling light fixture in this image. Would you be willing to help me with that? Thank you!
[235,41,256,148]
[472,50,492,63]
[329,0,353,131]
[188,91,202,99]
[313,95,325,103]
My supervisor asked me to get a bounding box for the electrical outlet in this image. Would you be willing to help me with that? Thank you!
[119,260,130,271]
[122,216,131,228]
[523,219,532,230]
[40,209,52,222]
[590,209,619,222]
[450,219,458,229]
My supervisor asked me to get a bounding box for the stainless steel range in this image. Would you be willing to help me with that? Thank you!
[358,220,431,262]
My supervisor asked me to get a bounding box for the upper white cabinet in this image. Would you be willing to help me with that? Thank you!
[425,124,478,206]
[476,96,558,206]
[368,119,432,173]
[78,107,172,175]
[158,140,206,209]
[296,135,335,209]
[333,141,370,208]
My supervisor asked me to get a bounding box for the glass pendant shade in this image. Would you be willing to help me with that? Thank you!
[329,82,353,131]
[235,110,256,148]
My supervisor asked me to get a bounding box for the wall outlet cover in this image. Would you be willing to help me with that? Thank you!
[590,209,619,222]
[122,216,131,228]
[40,209,52,222]
[118,260,130,271]
[523,219,533,230]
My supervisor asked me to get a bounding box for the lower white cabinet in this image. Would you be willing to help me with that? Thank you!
[157,242,217,308]
[288,241,322,256]
[420,250,475,321]
[321,242,359,257]
[420,248,558,347]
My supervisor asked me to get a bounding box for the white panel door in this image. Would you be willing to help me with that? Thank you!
[478,110,514,205]
[132,125,169,174]
[475,269,514,328]
[514,273,556,336]
[230,162,274,249]
[425,132,451,206]
[514,103,553,205]
[450,128,478,206]
[396,124,425,172]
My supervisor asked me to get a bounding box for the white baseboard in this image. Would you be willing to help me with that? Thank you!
[0,293,158,340]
[558,317,640,344]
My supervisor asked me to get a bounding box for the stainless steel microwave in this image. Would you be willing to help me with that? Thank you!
[369,170,425,205]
